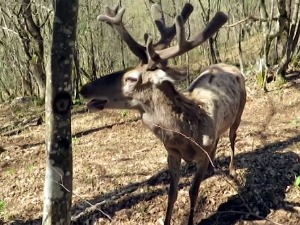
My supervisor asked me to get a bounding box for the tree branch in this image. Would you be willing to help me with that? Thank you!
[226,15,279,28]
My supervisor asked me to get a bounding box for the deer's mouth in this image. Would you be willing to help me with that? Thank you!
[87,99,108,110]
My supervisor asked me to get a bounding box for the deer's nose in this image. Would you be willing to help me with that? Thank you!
[79,84,90,98]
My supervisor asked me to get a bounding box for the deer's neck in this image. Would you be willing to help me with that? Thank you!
[136,81,212,140]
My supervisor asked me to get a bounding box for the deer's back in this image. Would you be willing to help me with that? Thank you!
[187,63,246,135]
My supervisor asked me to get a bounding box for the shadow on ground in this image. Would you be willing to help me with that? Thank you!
[17,118,140,150]
[197,135,300,225]
[7,135,300,225]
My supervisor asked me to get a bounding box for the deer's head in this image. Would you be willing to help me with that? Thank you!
[80,3,228,111]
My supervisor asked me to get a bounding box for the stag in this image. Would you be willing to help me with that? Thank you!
[80,3,246,225]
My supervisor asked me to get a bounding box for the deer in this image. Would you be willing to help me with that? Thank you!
[80,3,247,225]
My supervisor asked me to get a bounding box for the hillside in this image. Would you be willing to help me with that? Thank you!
[0,73,300,225]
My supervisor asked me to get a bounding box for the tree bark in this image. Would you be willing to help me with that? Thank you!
[20,0,47,98]
[73,46,81,100]
[276,0,300,81]
[42,0,78,224]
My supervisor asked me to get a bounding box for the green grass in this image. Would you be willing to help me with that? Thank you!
[73,98,84,105]
[294,176,300,188]
[0,199,5,213]
[27,164,35,172]
[290,119,299,127]
[121,110,130,117]
[6,168,15,176]
[72,136,78,145]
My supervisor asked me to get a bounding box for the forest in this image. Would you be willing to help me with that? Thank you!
[0,0,299,101]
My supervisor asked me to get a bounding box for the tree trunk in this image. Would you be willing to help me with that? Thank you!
[275,0,290,65]
[42,0,78,224]
[276,0,300,81]
[73,46,81,100]
[20,0,47,99]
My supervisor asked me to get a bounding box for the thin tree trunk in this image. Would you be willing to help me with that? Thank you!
[235,26,244,73]
[42,0,78,224]
[198,0,219,64]
[21,0,46,99]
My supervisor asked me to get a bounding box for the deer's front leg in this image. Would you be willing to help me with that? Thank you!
[164,154,181,225]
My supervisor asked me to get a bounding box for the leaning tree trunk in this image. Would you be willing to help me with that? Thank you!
[43,0,78,224]
[19,0,47,99]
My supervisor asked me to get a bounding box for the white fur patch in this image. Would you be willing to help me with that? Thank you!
[202,135,213,147]
[126,70,141,80]
[152,69,175,84]
[199,70,211,76]
[123,70,141,95]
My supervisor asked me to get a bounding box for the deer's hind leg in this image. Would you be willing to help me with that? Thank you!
[188,151,211,225]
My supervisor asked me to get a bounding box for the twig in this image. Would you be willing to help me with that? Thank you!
[153,124,215,167]
[50,166,112,221]
[71,183,143,222]
[226,16,279,28]
[226,18,249,27]
[0,26,18,35]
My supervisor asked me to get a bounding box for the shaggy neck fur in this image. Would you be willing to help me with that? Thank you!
[132,81,215,153]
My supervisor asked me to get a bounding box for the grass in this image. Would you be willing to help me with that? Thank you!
[295,176,300,188]
[6,168,15,176]
[290,118,299,127]
[27,164,35,173]
[0,199,5,214]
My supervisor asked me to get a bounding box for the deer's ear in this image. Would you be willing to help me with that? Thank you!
[151,67,188,85]
[150,69,175,84]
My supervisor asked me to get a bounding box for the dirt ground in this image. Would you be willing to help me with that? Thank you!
[0,72,300,225]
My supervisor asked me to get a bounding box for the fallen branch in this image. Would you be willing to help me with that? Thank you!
[0,115,43,136]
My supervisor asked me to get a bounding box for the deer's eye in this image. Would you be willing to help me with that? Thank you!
[125,77,138,83]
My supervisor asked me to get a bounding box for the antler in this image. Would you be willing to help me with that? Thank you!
[97,3,194,63]
[151,3,194,50]
[146,11,228,67]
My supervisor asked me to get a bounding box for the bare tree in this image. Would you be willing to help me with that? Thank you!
[42,0,78,224]
[0,0,52,99]
[259,0,300,83]
[198,0,222,64]
[276,0,300,79]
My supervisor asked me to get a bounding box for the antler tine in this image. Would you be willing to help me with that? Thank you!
[152,3,194,50]
[97,5,148,62]
[98,6,125,25]
[148,11,228,63]
[146,36,159,68]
